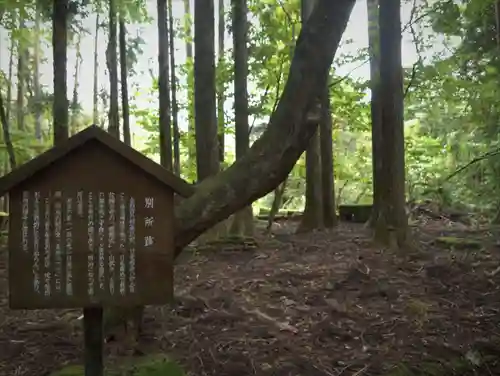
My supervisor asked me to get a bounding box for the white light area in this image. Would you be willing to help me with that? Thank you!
[0,0,456,153]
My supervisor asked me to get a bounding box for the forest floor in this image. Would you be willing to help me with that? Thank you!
[1,217,500,376]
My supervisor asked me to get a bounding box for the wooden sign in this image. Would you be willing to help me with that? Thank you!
[0,126,193,309]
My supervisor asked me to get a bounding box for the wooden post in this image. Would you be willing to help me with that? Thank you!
[84,307,104,376]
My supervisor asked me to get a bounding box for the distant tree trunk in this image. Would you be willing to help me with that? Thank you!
[217,0,225,163]
[16,16,26,132]
[374,0,409,249]
[266,179,287,233]
[106,0,120,138]
[320,82,337,227]
[168,0,181,175]
[194,0,219,180]
[366,0,383,229]
[297,0,323,233]
[34,7,43,141]
[52,0,69,144]
[229,0,254,237]
[158,0,173,170]
[93,15,100,125]
[184,0,196,172]
[119,18,131,146]
[6,34,14,124]
[0,93,16,169]
[70,33,82,135]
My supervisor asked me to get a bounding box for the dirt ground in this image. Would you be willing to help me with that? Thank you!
[1,219,500,376]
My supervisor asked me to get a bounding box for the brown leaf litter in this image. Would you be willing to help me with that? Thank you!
[1,221,500,375]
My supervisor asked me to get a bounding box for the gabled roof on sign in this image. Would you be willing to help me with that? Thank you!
[0,125,195,198]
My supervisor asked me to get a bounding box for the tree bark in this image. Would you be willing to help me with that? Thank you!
[93,15,100,125]
[320,83,337,228]
[366,0,383,229]
[52,0,69,144]
[297,0,323,233]
[107,0,120,139]
[229,0,254,237]
[374,0,409,248]
[158,0,173,170]
[168,0,181,176]
[217,0,225,163]
[174,0,355,255]
[120,19,131,146]
[194,0,219,180]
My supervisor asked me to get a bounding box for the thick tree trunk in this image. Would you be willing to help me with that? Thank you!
[297,0,323,233]
[374,0,409,249]
[174,0,355,255]
[52,0,69,144]
[229,0,254,237]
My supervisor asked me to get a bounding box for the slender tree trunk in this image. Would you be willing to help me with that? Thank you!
[375,0,409,249]
[93,15,100,125]
[266,179,287,233]
[320,82,337,227]
[297,0,323,233]
[106,0,120,138]
[184,0,196,171]
[52,0,69,144]
[229,0,254,237]
[119,19,131,146]
[366,0,383,229]
[0,93,16,169]
[158,0,173,170]
[168,0,181,175]
[6,34,14,124]
[70,33,82,135]
[34,5,43,141]
[16,16,26,132]
[217,0,225,163]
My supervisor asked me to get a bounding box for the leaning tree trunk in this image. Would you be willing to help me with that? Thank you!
[229,0,254,237]
[173,0,355,255]
[297,0,323,233]
[374,0,409,250]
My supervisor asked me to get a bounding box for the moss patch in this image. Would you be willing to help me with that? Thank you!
[49,355,185,376]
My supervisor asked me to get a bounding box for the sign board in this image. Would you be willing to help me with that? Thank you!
[0,126,193,309]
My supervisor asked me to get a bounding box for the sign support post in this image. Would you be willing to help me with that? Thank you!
[84,307,104,376]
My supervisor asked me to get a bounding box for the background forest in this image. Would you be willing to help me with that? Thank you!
[1,0,496,220]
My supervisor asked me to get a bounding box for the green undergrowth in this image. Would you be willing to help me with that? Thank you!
[49,355,185,376]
